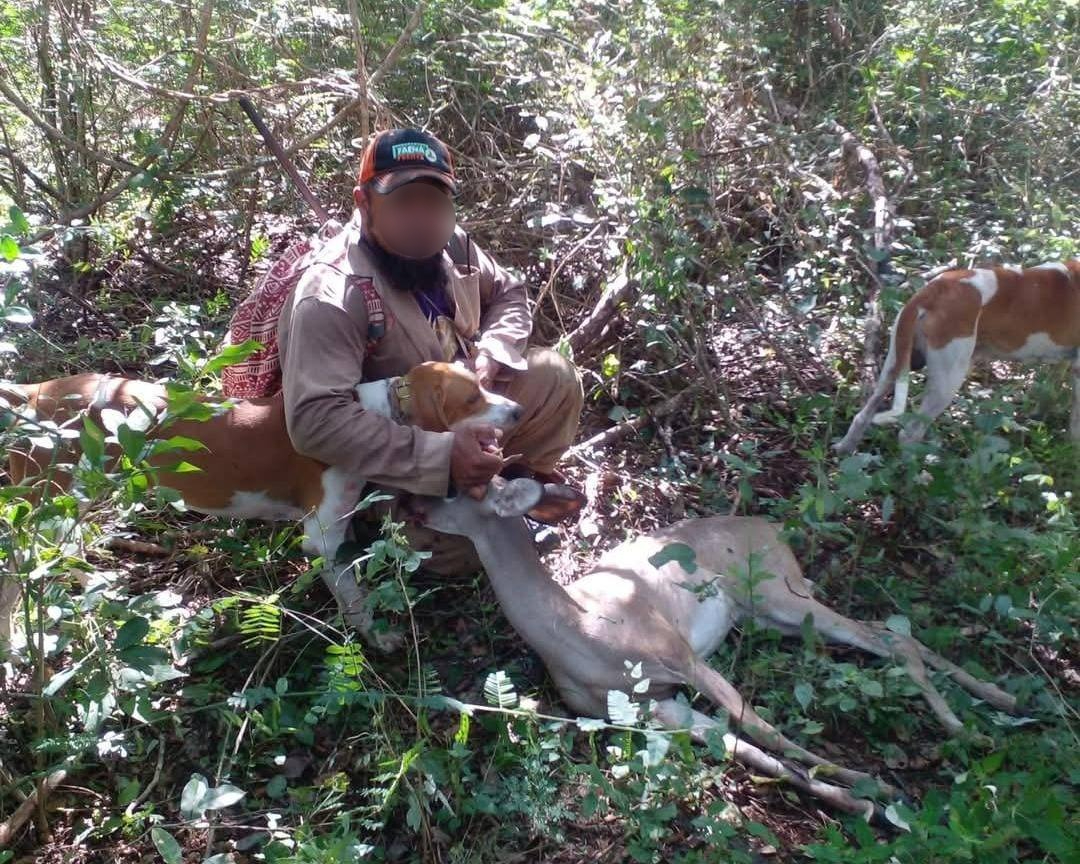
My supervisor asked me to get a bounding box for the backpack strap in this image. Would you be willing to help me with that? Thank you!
[347,275,387,351]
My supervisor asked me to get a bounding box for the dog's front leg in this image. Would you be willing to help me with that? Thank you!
[303,513,403,652]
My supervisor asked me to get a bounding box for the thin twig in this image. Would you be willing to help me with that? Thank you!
[125,735,166,814]
[0,765,68,848]
[347,0,371,148]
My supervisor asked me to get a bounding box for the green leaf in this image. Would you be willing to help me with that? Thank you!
[266,775,287,799]
[884,803,912,832]
[115,616,150,651]
[406,791,422,830]
[606,689,639,725]
[649,542,698,574]
[642,729,670,766]
[885,614,911,636]
[151,826,183,864]
[601,352,620,379]
[747,820,780,846]
[893,46,916,65]
[180,774,245,821]
[149,436,207,457]
[794,681,814,711]
[117,424,147,461]
[2,306,32,325]
[118,644,169,672]
[42,656,86,696]
[8,205,30,235]
[858,679,884,698]
[201,340,262,376]
[0,234,18,262]
[117,777,141,807]
[181,773,210,821]
[454,712,470,746]
[99,408,126,435]
[80,417,106,465]
[483,670,518,709]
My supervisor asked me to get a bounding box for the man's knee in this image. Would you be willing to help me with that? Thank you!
[522,347,584,407]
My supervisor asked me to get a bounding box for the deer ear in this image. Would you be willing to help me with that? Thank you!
[526,483,587,525]
[488,477,544,517]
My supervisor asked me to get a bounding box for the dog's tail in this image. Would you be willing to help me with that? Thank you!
[877,297,923,417]
[835,293,926,453]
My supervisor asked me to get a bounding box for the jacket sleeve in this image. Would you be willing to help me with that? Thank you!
[450,227,531,369]
[281,295,454,497]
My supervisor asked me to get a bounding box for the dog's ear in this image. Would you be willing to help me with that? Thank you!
[411,381,450,431]
[526,483,587,525]
[430,380,450,430]
[487,477,544,517]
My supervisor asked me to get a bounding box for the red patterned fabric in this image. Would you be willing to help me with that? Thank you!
[221,220,384,398]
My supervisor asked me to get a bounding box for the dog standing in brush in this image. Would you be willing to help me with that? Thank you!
[835,260,1080,454]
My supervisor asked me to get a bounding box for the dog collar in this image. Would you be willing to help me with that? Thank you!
[389,376,411,422]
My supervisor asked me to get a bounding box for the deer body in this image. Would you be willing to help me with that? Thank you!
[412,481,1019,819]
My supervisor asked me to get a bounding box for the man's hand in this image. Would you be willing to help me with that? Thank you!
[450,424,503,497]
[472,351,503,389]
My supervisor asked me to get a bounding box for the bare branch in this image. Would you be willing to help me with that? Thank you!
[347,0,371,148]
[0,77,138,174]
[827,119,899,398]
[369,2,426,91]
[26,0,216,244]
[0,765,68,848]
[567,259,634,356]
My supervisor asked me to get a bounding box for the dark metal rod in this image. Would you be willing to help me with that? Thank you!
[237,96,331,225]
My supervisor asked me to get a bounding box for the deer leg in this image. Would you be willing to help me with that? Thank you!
[865,623,1017,713]
[762,595,976,734]
[652,698,879,820]
[686,658,898,795]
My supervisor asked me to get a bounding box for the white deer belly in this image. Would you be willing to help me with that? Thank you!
[684,591,738,657]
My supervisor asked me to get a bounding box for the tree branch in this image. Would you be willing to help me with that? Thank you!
[369,2,425,91]
[26,0,215,244]
[347,0,371,147]
[567,260,634,356]
[0,765,68,848]
[828,119,898,398]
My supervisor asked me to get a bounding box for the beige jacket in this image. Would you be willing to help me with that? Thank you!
[277,214,531,496]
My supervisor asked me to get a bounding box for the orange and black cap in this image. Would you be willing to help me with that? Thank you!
[358,128,457,194]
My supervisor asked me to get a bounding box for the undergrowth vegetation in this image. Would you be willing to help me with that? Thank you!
[0,0,1077,861]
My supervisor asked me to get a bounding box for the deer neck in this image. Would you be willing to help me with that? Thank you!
[469,518,583,647]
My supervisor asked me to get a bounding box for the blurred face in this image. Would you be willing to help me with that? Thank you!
[354,179,456,260]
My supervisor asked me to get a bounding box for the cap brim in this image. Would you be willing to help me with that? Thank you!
[371,168,457,195]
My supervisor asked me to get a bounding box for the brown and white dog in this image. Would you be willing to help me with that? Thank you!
[836,260,1080,454]
[0,363,522,651]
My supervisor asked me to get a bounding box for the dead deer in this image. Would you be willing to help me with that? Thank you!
[404,478,1019,819]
